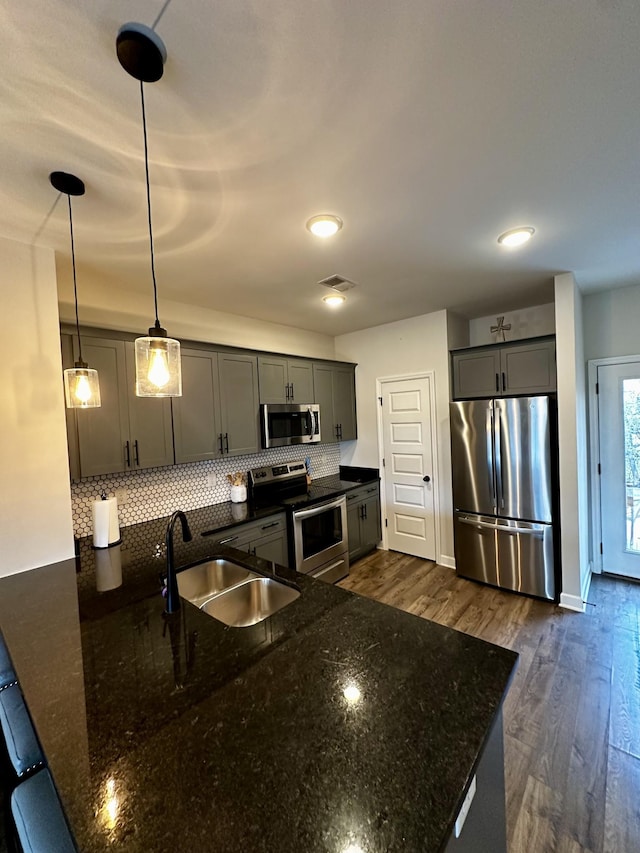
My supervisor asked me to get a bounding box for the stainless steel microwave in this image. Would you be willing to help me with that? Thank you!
[260,403,320,448]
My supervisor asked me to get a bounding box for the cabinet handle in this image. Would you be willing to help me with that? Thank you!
[290,382,294,400]
[218,535,238,545]
[495,373,500,393]
[134,439,140,466]
[224,433,229,453]
[347,494,357,501]
[502,372,506,393]
[218,433,224,455]
[285,383,291,401]
[261,522,279,530]
[366,487,377,493]
[124,441,131,468]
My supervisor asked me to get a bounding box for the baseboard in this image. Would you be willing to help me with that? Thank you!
[559,592,586,613]
[438,554,456,570]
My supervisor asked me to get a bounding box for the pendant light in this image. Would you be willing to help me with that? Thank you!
[117,22,182,397]
[50,171,101,409]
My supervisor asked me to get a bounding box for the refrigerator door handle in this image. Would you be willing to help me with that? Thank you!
[458,516,545,537]
[495,403,504,510]
[487,403,496,511]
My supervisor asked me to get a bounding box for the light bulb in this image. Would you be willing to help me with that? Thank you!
[74,373,93,404]
[148,346,170,388]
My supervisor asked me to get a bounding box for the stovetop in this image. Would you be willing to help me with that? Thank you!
[248,460,348,512]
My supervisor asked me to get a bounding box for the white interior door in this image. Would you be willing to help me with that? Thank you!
[598,361,640,579]
[380,376,436,560]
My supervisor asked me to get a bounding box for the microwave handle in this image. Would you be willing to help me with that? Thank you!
[312,409,320,436]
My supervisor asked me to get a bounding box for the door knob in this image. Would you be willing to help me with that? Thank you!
[423,475,431,483]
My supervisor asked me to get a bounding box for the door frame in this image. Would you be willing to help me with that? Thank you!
[588,354,640,574]
[375,371,440,561]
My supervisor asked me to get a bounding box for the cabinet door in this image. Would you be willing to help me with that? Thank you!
[313,364,337,443]
[452,350,501,400]
[361,493,381,553]
[250,531,288,567]
[288,360,314,403]
[74,337,130,477]
[218,352,260,456]
[501,340,556,395]
[124,342,174,470]
[257,356,288,404]
[333,366,357,441]
[346,498,363,563]
[173,349,221,464]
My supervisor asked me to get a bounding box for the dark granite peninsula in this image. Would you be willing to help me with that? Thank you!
[0,512,517,853]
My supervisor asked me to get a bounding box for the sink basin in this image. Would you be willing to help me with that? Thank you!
[177,558,300,627]
[201,577,300,627]
[177,559,260,608]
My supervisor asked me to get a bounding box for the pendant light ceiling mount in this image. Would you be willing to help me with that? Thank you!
[117,21,181,397]
[50,170,101,409]
[116,22,167,83]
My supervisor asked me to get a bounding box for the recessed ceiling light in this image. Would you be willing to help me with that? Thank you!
[306,214,343,238]
[323,293,346,307]
[497,226,535,247]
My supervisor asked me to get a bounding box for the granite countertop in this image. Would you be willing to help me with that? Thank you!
[0,512,517,852]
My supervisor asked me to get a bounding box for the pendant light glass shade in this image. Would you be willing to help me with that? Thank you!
[117,22,182,398]
[50,171,101,409]
[134,325,181,397]
[64,365,101,408]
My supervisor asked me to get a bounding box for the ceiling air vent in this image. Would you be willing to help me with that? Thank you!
[318,274,356,293]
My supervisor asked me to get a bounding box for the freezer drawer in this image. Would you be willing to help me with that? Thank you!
[454,513,555,600]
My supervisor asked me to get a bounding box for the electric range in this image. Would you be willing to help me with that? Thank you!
[248,461,349,583]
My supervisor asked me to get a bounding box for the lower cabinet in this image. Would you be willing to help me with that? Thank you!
[207,514,288,568]
[346,483,381,563]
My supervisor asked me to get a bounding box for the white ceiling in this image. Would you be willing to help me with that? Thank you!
[3,0,640,336]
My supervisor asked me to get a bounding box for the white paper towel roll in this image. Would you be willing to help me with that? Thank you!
[92,496,120,547]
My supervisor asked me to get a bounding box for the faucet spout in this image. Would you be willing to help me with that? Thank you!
[165,510,193,614]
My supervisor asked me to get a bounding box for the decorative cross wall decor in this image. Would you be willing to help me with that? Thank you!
[491,316,511,342]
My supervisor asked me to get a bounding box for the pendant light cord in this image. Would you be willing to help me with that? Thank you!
[67,194,84,364]
[152,0,172,30]
[140,80,161,328]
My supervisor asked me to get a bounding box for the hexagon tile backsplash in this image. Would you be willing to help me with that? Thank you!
[70,445,342,538]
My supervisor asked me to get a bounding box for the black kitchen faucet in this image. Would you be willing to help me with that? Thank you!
[165,511,193,613]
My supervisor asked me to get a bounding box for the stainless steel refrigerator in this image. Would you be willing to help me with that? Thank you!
[450,396,556,600]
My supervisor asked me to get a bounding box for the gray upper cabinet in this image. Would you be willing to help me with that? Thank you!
[452,350,501,399]
[451,338,556,399]
[500,339,556,395]
[174,349,260,463]
[333,366,357,441]
[313,363,357,442]
[258,356,314,403]
[173,349,221,464]
[218,352,260,456]
[70,337,173,478]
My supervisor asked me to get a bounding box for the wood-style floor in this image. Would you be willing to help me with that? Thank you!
[339,549,640,853]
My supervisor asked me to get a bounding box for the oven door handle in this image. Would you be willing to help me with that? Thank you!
[293,495,346,520]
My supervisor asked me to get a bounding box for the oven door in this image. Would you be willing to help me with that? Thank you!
[292,495,347,574]
[261,404,320,448]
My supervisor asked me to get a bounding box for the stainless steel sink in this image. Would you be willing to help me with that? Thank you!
[177,559,259,608]
[177,559,300,626]
[201,577,300,627]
